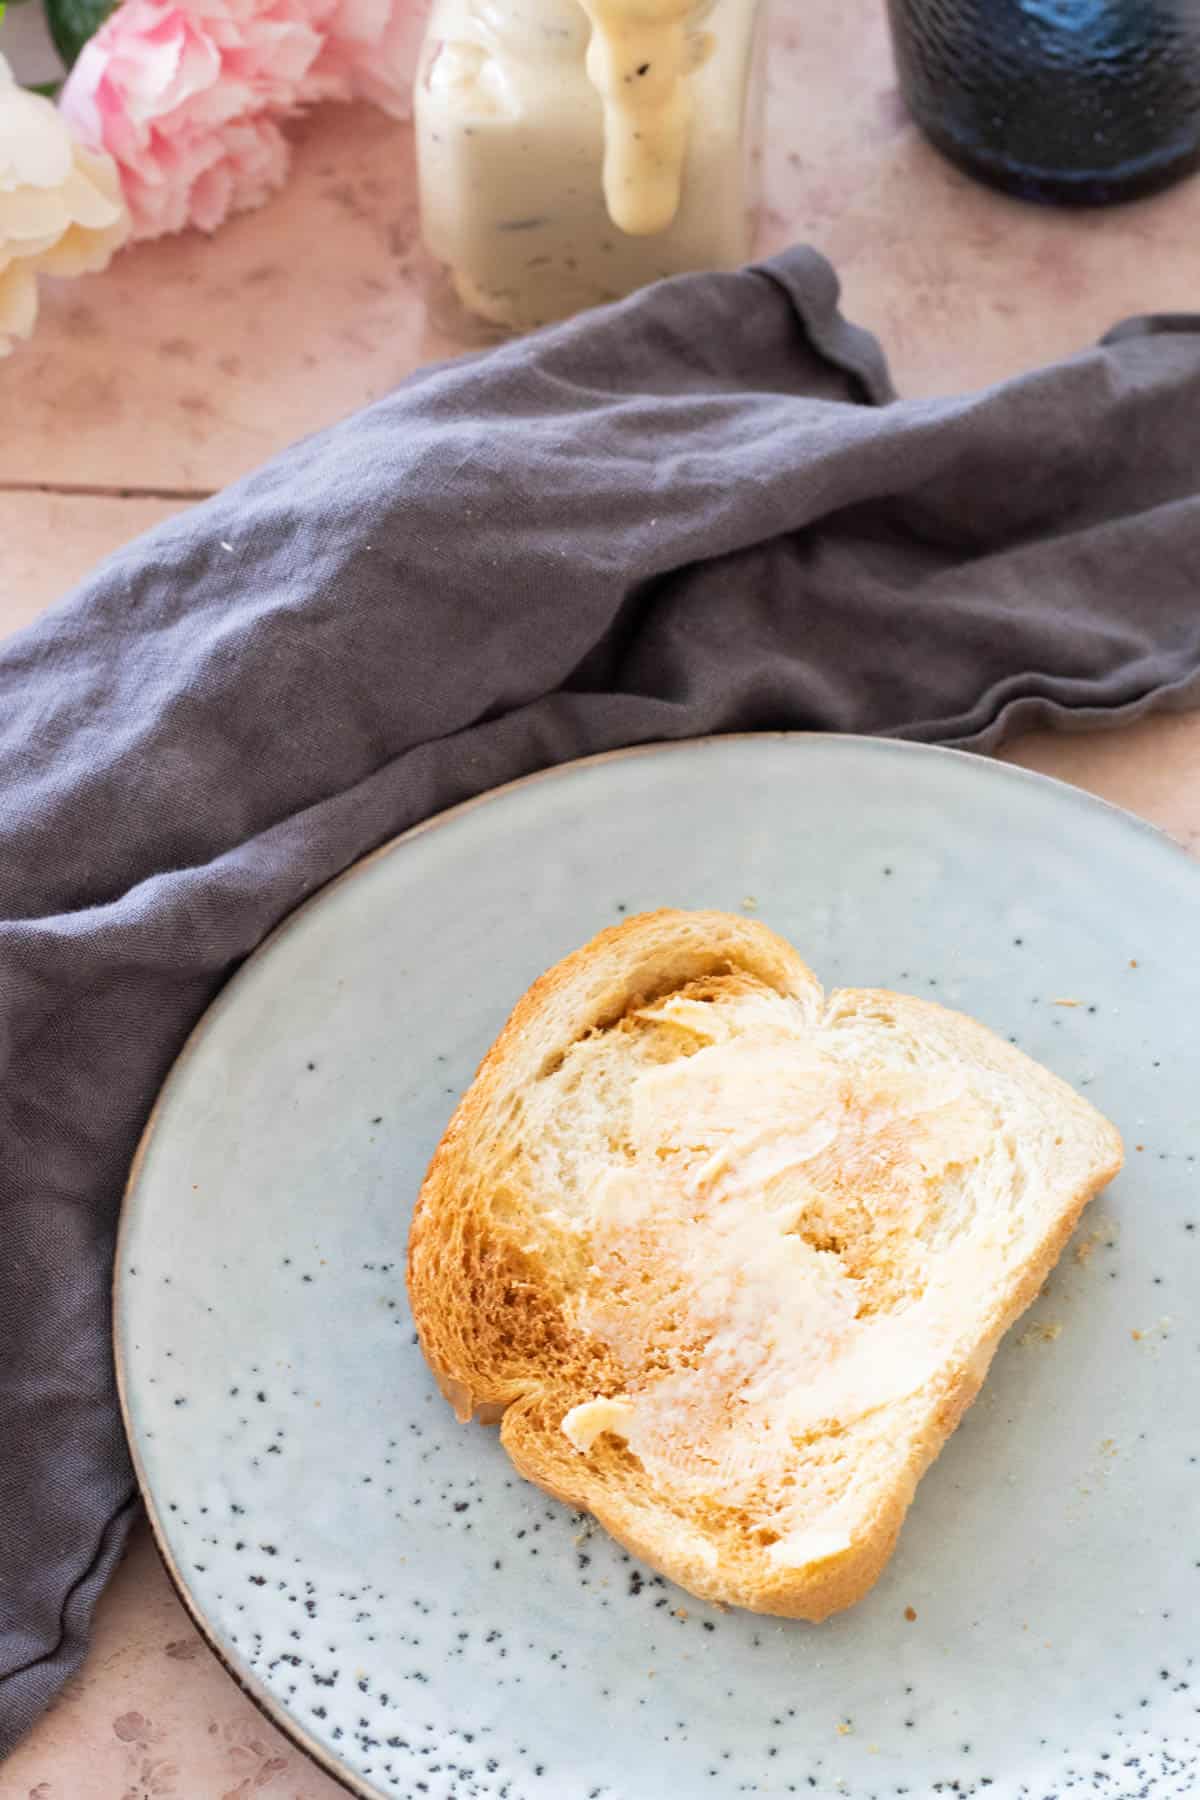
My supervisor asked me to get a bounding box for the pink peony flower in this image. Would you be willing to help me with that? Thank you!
[60,0,327,239]
[301,0,430,118]
[60,0,428,241]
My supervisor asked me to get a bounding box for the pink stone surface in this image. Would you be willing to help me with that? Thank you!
[3,0,1200,494]
[0,495,187,635]
[3,0,1200,1791]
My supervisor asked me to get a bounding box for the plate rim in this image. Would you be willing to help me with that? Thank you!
[112,729,1199,1800]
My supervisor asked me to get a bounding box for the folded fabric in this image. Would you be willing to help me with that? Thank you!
[2,244,1199,1757]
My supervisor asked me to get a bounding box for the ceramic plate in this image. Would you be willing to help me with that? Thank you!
[117,737,1200,1800]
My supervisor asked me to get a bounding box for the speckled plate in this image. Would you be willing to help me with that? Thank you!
[117,736,1200,1800]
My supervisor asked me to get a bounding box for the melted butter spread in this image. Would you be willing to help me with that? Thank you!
[562,1394,637,1449]
[562,987,1000,1546]
[576,0,714,234]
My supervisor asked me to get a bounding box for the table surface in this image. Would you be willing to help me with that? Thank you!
[4,0,1200,1792]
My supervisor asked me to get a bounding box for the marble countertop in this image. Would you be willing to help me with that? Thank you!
[2,0,1200,1793]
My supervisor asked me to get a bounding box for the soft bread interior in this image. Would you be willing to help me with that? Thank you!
[408,911,1123,1619]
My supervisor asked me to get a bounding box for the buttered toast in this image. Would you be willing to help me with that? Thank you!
[407,910,1123,1620]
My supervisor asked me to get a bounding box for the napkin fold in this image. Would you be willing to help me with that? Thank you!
[3,244,1200,1756]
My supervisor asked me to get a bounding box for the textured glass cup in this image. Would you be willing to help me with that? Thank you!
[887,0,1200,205]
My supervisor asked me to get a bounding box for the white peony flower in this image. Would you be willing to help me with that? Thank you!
[0,50,128,356]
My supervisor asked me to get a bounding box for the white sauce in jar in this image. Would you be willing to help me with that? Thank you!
[415,0,764,331]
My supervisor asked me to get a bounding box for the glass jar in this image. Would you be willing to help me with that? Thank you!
[414,0,766,332]
[887,0,1200,206]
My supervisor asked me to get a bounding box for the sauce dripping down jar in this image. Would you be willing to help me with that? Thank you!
[414,0,766,331]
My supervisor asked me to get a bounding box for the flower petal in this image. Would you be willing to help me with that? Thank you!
[58,154,132,231]
[74,144,126,209]
[0,184,72,243]
[36,208,129,275]
[0,87,75,190]
[0,260,40,353]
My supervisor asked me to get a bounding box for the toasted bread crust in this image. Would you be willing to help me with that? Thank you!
[407,911,1123,1620]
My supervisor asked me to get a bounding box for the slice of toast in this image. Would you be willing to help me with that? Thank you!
[407,910,1123,1620]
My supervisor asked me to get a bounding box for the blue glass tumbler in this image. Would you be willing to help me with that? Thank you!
[886,0,1200,205]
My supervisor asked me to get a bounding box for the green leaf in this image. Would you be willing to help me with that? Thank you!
[44,0,117,67]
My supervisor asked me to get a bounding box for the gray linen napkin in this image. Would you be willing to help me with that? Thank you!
[2,244,1200,1757]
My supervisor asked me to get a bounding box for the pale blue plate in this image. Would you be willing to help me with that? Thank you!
[117,737,1200,1800]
